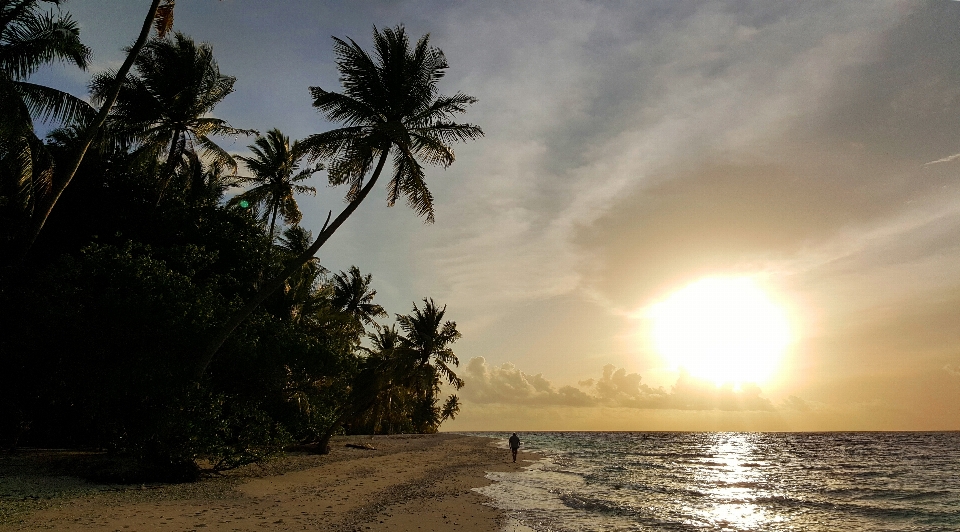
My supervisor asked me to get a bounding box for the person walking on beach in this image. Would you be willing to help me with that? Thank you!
[509,433,521,463]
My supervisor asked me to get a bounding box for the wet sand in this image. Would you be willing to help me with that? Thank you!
[0,434,536,532]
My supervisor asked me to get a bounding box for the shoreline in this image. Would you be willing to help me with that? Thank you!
[0,433,537,531]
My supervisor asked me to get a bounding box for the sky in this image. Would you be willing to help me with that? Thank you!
[38,0,960,431]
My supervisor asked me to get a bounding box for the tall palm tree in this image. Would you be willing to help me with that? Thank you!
[17,0,174,259]
[351,324,410,434]
[195,25,483,378]
[90,32,252,203]
[229,129,318,244]
[395,298,463,433]
[0,0,90,243]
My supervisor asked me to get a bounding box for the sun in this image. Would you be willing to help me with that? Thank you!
[648,277,793,386]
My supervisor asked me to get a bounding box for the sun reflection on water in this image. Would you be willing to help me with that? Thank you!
[687,433,784,530]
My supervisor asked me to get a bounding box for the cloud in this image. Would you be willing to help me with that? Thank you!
[922,152,960,167]
[588,365,670,408]
[461,357,774,411]
[460,357,595,407]
[669,373,774,411]
[410,0,912,327]
[780,395,812,412]
[945,364,960,378]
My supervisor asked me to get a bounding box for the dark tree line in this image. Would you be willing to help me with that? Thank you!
[0,0,481,480]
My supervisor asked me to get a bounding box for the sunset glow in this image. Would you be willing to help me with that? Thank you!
[649,277,793,386]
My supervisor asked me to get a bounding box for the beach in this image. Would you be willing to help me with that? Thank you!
[0,434,534,532]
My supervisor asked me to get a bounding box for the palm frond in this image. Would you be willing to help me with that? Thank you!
[14,80,94,125]
[0,73,34,136]
[0,7,89,79]
[387,144,433,222]
[407,92,478,125]
[154,0,176,38]
[195,133,237,171]
[299,125,368,161]
[309,88,380,127]
[408,131,455,168]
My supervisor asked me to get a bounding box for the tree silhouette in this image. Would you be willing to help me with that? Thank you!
[194,25,482,378]
[90,32,252,203]
[331,266,387,330]
[0,0,89,244]
[229,129,318,244]
[17,0,173,259]
[318,299,463,447]
[395,298,463,432]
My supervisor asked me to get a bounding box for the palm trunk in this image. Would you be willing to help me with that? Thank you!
[260,198,280,282]
[155,131,185,204]
[193,148,390,380]
[267,197,280,244]
[14,0,164,262]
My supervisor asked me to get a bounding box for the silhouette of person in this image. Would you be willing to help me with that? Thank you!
[509,432,521,463]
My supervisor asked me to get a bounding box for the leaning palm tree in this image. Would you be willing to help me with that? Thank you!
[0,0,90,244]
[229,129,318,244]
[194,25,483,378]
[90,32,252,203]
[17,0,175,259]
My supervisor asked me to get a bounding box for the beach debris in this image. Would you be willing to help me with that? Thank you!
[345,443,377,450]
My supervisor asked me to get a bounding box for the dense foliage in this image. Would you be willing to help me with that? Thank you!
[0,2,478,481]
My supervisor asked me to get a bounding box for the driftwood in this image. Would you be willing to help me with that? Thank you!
[344,443,376,450]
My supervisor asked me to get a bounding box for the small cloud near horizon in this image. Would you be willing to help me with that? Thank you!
[461,357,775,411]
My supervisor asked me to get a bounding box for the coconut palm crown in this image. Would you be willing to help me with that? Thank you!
[331,265,387,327]
[229,129,319,243]
[300,24,483,223]
[396,298,463,390]
[90,32,252,201]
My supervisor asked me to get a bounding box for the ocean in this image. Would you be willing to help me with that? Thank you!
[466,432,960,531]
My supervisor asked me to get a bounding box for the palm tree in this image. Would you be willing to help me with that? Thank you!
[275,225,328,322]
[90,31,252,203]
[177,153,242,206]
[194,25,482,378]
[17,0,175,259]
[316,299,463,446]
[229,129,319,244]
[395,298,463,432]
[352,324,406,433]
[0,0,90,243]
[331,266,386,329]
[396,299,461,374]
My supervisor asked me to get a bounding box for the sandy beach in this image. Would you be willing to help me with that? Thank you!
[0,434,535,532]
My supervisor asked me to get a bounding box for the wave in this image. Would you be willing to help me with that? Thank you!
[468,431,960,531]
